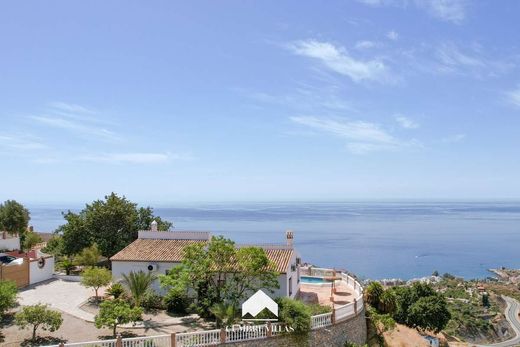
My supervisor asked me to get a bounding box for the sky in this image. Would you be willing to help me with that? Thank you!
[1,0,520,204]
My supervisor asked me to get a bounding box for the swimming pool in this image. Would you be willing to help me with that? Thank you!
[300,276,333,284]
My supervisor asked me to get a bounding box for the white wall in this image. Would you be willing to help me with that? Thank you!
[0,237,20,251]
[112,260,179,293]
[285,251,300,299]
[29,256,55,284]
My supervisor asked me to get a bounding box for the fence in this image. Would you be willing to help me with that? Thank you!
[43,267,364,347]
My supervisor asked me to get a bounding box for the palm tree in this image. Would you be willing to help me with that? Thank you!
[210,303,237,327]
[379,289,397,314]
[121,270,156,307]
[364,281,384,309]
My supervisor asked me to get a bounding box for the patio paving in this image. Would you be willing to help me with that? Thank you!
[298,280,356,308]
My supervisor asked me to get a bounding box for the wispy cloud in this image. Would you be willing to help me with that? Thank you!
[286,40,390,84]
[386,31,399,41]
[416,0,468,24]
[29,102,120,141]
[0,134,48,151]
[78,152,173,164]
[355,40,379,50]
[506,86,520,108]
[395,115,419,129]
[290,116,418,154]
[436,42,484,71]
[356,0,468,24]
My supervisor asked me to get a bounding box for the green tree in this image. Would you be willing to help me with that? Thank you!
[482,293,490,307]
[15,304,63,341]
[22,232,43,251]
[94,299,142,337]
[0,200,30,248]
[379,289,397,314]
[81,267,112,300]
[58,193,171,257]
[60,257,76,275]
[75,244,102,267]
[364,282,384,309]
[160,236,279,316]
[407,295,451,333]
[121,270,156,307]
[42,235,64,255]
[0,280,18,316]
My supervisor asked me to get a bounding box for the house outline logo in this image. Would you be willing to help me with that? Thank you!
[241,290,278,321]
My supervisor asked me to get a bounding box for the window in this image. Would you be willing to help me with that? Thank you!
[289,277,293,296]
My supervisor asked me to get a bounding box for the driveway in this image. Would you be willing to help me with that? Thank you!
[18,278,98,321]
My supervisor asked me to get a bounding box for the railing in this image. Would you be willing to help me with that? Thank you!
[42,267,363,347]
[226,324,268,342]
[311,312,333,329]
[176,329,221,346]
[122,335,170,347]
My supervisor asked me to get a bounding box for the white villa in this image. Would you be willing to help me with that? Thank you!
[110,222,301,298]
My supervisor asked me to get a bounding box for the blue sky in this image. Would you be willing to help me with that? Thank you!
[1,1,520,203]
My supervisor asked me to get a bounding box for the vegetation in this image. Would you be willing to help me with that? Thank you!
[0,280,18,316]
[0,200,30,249]
[160,236,279,316]
[210,303,238,327]
[121,270,156,307]
[59,257,76,275]
[74,244,102,267]
[80,267,112,300]
[106,283,126,299]
[94,299,142,337]
[15,304,63,342]
[163,291,189,314]
[57,193,171,257]
[22,232,42,251]
[276,297,311,333]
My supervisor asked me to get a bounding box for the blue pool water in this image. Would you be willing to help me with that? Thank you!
[300,276,332,284]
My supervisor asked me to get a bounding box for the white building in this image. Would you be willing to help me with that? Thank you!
[111,225,300,299]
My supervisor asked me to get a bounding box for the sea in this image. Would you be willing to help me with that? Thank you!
[27,201,520,281]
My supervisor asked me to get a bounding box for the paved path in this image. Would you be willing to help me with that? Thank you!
[19,278,96,321]
[475,296,520,347]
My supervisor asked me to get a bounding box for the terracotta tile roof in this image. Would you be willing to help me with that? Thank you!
[110,239,294,273]
[110,239,206,263]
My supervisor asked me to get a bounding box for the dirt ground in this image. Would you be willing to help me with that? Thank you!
[382,324,431,347]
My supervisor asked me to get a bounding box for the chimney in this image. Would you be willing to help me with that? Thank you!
[286,229,294,248]
[150,220,158,232]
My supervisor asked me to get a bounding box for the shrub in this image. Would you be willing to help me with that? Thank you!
[0,280,17,316]
[276,297,311,333]
[308,303,332,315]
[141,292,165,310]
[164,291,189,314]
[106,283,125,299]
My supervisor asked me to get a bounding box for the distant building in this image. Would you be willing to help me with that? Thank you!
[111,224,301,298]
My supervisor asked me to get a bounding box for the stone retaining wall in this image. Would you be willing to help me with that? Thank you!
[222,308,367,347]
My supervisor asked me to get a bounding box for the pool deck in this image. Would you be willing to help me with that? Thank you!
[298,280,356,308]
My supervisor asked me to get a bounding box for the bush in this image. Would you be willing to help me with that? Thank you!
[142,292,165,310]
[106,283,125,299]
[164,291,189,314]
[0,280,18,316]
[276,297,311,333]
[308,303,332,315]
[80,267,112,300]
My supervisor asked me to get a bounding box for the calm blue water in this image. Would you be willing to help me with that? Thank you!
[28,202,520,280]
